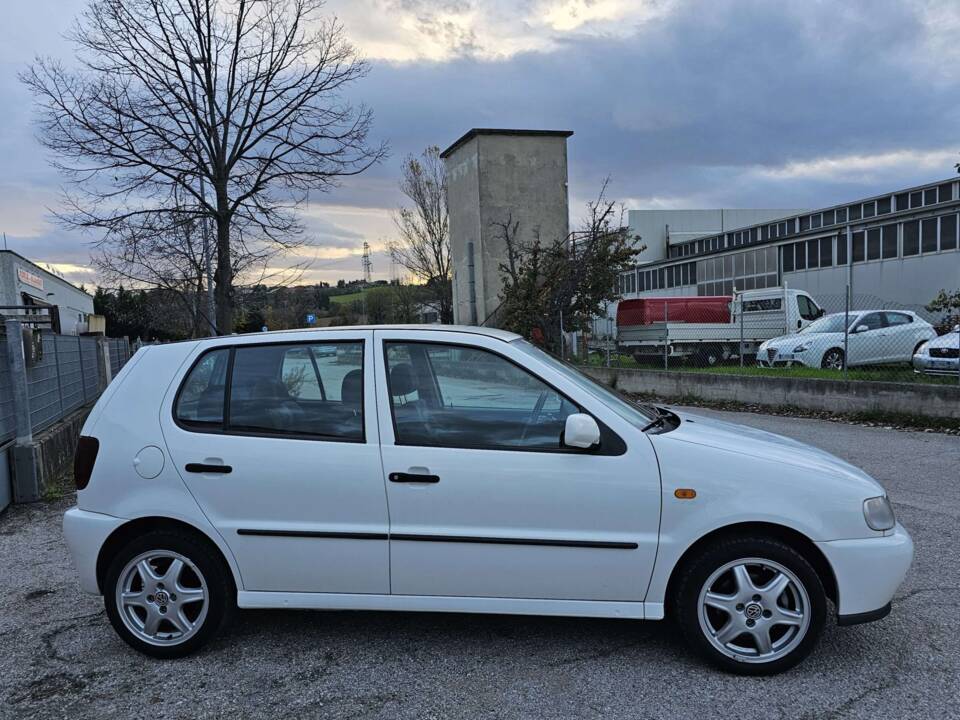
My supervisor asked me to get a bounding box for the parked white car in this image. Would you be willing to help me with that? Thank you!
[64,326,912,674]
[912,326,960,376]
[758,310,936,370]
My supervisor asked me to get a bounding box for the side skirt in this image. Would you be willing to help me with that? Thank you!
[237,591,655,620]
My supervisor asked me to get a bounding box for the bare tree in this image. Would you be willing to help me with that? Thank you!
[22,0,386,333]
[388,146,452,323]
[497,180,645,353]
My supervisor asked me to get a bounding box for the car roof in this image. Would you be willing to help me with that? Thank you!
[187,324,523,345]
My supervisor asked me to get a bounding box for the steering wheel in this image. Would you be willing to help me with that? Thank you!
[519,390,549,443]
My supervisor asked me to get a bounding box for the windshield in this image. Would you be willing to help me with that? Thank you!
[511,339,657,427]
[800,313,858,334]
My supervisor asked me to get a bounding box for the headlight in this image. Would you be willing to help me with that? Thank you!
[914,341,930,356]
[793,342,811,353]
[863,496,895,531]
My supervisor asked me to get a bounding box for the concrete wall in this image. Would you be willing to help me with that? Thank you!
[0,251,95,335]
[444,130,572,326]
[581,365,960,421]
[629,209,806,263]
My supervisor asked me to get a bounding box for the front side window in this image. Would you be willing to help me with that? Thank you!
[385,342,579,450]
[797,295,819,321]
[855,313,884,332]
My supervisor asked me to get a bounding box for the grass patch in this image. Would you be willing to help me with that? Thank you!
[583,353,958,385]
[329,291,363,305]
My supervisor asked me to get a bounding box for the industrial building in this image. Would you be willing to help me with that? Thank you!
[0,250,95,334]
[614,178,960,313]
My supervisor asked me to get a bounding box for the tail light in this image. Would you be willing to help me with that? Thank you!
[74,436,100,490]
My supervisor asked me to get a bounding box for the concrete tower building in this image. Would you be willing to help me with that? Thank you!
[441,128,573,326]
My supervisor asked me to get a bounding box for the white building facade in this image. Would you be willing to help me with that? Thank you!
[0,250,95,335]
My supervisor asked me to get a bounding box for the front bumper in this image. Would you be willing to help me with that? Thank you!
[816,522,913,622]
[756,349,812,368]
[63,507,127,595]
[912,353,959,376]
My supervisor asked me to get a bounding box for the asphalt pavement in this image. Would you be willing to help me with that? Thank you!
[0,408,957,719]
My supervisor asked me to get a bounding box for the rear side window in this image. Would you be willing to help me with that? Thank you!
[175,348,229,427]
[883,312,913,326]
[174,342,364,441]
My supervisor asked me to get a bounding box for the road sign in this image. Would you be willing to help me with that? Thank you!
[261,325,268,332]
[306,314,316,324]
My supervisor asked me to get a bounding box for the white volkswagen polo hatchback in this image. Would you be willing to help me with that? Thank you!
[64,326,913,674]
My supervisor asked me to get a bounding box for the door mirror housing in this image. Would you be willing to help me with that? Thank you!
[854,324,869,334]
[563,413,600,449]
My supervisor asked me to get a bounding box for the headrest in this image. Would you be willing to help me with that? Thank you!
[341,368,362,406]
[389,363,418,397]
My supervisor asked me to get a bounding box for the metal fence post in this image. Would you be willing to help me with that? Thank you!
[843,285,850,379]
[4,319,39,502]
[739,296,745,368]
[663,301,669,370]
[52,334,64,417]
[77,335,86,400]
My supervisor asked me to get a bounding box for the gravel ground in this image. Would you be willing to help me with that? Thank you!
[0,408,958,720]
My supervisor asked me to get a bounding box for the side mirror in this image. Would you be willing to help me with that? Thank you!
[854,324,869,334]
[563,413,600,449]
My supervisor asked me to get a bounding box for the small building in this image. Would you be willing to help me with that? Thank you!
[0,250,95,335]
[442,128,574,326]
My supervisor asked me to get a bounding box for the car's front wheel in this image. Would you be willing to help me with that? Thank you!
[674,536,826,675]
[103,529,234,658]
[821,348,845,370]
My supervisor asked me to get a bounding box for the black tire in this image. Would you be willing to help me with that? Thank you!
[692,345,722,368]
[821,348,845,370]
[673,536,826,676]
[103,529,235,659]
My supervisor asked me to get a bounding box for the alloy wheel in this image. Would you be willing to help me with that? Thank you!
[697,557,811,664]
[115,550,209,646]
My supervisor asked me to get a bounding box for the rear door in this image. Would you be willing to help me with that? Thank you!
[882,312,921,362]
[373,329,661,603]
[160,331,389,594]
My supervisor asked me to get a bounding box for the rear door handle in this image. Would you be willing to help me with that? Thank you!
[185,463,232,474]
[389,472,439,483]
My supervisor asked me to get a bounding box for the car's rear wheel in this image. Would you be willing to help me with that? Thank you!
[674,536,826,675]
[103,529,234,658]
[821,348,844,370]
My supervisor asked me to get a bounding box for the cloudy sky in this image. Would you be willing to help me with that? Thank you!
[2,0,959,286]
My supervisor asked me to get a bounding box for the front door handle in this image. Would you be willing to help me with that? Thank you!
[389,472,439,483]
[185,463,232,474]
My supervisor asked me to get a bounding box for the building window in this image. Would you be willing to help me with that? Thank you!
[924,188,938,206]
[837,233,848,265]
[877,197,891,215]
[800,215,810,232]
[782,244,794,272]
[819,236,833,267]
[909,190,922,209]
[835,208,846,224]
[810,214,822,230]
[922,218,938,253]
[822,209,834,226]
[902,220,920,256]
[941,214,958,251]
[849,204,862,221]
[807,239,819,268]
[881,224,898,259]
[852,230,866,263]
[938,183,953,203]
[794,242,806,270]
[863,201,876,218]
[866,228,881,261]
[895,192,909,211]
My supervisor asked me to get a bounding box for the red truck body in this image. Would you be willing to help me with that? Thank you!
[616,296,732,326]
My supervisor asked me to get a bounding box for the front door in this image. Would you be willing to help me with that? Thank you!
[161,331,389,594]
[373,330,661,602]
[847,312,887,365]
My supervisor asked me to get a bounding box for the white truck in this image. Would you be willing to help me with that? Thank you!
[616,287,825,366]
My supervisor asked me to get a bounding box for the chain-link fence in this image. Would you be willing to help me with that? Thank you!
[584,287,960,384]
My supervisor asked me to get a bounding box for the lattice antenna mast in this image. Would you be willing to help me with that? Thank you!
[362,241,372,285]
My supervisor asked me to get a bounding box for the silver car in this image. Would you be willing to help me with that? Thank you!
[913,326,960,376]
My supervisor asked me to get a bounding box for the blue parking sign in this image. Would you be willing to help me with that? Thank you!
[306,313,316,324]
